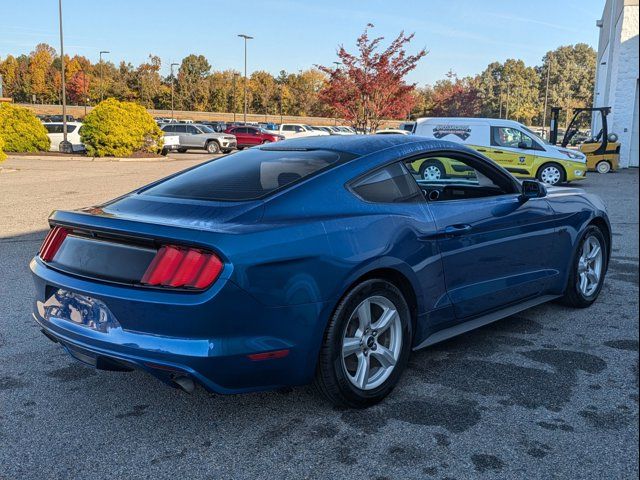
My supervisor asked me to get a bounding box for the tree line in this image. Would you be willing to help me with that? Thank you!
[0,37,595,127]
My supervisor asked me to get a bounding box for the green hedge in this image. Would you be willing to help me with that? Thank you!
[80,99,163,157]
[0,103,50,153]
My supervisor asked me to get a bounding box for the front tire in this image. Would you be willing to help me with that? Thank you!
[206,141,220,154]
[177,148,188,153]
[537,162,565,186]
[314,279,412,408]
[596,160,611,174]
[561,226,608,308]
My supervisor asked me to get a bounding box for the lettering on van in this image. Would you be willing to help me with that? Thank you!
[432,125,471,140]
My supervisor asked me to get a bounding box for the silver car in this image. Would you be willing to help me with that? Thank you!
[161,123,237,154]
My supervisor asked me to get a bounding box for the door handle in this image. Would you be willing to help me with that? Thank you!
[476,148,487,152]
[493,150,503,154]
[444,224,472,236]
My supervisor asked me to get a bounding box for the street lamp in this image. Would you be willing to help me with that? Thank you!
[99,50,110,102]
[57,0,71,152]
[237,34,253,124]
[170,62,179,122]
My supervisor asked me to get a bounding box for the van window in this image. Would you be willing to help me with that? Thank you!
[491,127,541,150]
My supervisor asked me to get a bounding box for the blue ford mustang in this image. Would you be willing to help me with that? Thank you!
[31,136,611,407]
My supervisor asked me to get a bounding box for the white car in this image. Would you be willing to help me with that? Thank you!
[276,123,330,139]
[43,122,86,152]
[374,128,410,135]
[161,134,180,155]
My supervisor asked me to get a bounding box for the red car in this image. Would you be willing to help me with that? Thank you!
[224,126,284,149]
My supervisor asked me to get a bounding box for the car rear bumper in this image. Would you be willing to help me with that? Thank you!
[31,257,329,394]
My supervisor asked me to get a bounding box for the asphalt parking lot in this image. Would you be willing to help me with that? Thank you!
[0,156,638,479]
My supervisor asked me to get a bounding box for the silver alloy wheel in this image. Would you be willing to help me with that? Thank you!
[596,161,611,174]
[207,142,219,153]
[341,296,402,391]
[422,165,442,181]
[577,235,604,297]
[540,165,562,185]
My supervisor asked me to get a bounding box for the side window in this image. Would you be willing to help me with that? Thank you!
[186,125,199,134]
[491,127,537,149]
[282,125,294,131]
[237,127,249,134]
[351,163,422,203]
[67,125,77,133]
[174,125,187,133]
[403,154,517,201]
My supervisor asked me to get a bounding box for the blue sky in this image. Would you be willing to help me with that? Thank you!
[1,0,604,85]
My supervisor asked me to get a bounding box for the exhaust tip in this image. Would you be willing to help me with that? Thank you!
[173,376,195,394]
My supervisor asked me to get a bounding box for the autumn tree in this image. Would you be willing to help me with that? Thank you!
[318,24,426,131]
[540,44,596,127]
[429,71,481,117]
[176,54,211,111]
[67,70,90,104]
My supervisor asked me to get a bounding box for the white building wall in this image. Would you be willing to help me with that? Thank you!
[594,0,639,168]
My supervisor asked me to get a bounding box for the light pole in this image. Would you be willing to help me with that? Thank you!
[58,0,70,152]
[238,34,253,124]
[170,62,179,122]
[99,50,109,102]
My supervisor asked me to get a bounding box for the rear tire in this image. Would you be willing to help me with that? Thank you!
[419,160,446,181]
[561,226,607,308]
[177,148,188,153]
[596,160,611,174]
[314,279,412,408]
[536,162,565,186]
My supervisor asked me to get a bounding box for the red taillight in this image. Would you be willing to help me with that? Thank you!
[39,226,70,262]
[141,245,223,289]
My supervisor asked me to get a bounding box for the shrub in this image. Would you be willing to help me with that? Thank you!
[0,135,6,163]
[0,103,50,153]
[80,99,163,157]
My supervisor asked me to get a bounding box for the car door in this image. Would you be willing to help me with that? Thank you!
[488,126,540,178]
[403,151,556,320]
[185,125,202,148]
[232,127,249,147]
[245,127,262,146]
[172,124,188,146]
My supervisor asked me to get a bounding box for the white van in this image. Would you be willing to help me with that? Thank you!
[413,117,587,185]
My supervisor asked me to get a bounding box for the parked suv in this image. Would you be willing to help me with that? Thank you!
[224,126,284,149]
[161,123,236,154]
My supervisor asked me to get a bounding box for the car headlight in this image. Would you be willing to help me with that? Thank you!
[559,149,586,162]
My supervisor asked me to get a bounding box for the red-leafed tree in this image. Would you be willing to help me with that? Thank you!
[318,24,426,132]
[430,71,481,117]
[67,70,90,105]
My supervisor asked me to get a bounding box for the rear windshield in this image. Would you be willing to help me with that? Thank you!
[142,148,355,201]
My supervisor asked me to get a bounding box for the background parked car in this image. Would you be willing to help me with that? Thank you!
[201,121,228,132]
[276,123,330,139]
[161,123,237,153]
[224,125,284,149]
[43,122,85,152]
[160,133,180,155]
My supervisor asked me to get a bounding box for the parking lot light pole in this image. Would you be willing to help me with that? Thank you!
[58,0,69,150]
[238,34,253,124]
[170,62,179,122]
[99,50,110,103]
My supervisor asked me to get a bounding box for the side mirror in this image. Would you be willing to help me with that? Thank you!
[518,141,529,150]
[520,180,547,201]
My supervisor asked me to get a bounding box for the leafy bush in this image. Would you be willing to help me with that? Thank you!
[0,103,50,153]
[0,135,6,163]
[80,99,163,157]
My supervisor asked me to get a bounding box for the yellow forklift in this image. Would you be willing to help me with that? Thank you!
[550,106,620,174]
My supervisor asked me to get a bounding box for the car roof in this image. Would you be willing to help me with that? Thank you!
[260,134,472,157]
